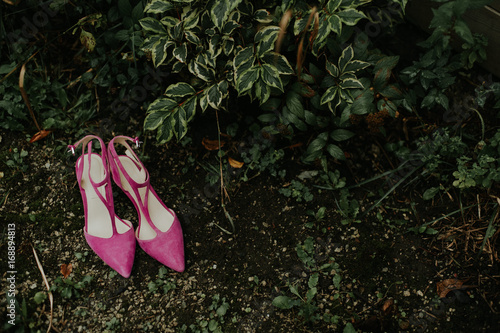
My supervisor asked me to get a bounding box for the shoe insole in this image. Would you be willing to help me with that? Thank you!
[79,154,131,238]
[118,155,174,241]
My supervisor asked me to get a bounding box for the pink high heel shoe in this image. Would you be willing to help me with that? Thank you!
[68,135,136,278]
[107,136,185,272]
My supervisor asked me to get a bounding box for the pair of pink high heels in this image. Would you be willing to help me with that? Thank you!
[68,135,184,278]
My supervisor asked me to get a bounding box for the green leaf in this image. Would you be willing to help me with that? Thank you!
[34,291,47,304]
[343,322,357,333]
[173,44,187,63]
[254,78,271,104]
[327,0,342,13]
[211,0,230,29]
[207,84,223,109]
[308,273,319,288]
[173,105,188,140]
[344,60,370,73]
[294,16,308,35]
[184,31,200,45]
[254,9,273,23]
[262,52,294,75]
[144,110,170,131]
[272,296,295,309]
[327,144,345,160]
[330,129,355,141]
[165,82,195,98]
[306,287,317,301]
[152,38,174,67]
[183,9,200,30]
[194,62,215,82]
[328,14,342,35]
[338,45,354,72]
[286,91,304,118]
[337,8,366,26]
[320,86,339,105]
[237,66,259,94]
[222,20,241,35]
[234,46,255,74]
[261,64,283,91]
[423,187,440,200]
[140,17,166,34]
[161,16,180,28]
[454,19,474,44]
[181,96,197,122]
[326,61,339,77]
[223,37,234,55]
[144,0,174,14]
[157,116,175,143]
[341,78,364,90]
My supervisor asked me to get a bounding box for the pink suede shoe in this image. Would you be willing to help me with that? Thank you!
[69,135,136,278]
[107,136,185,272]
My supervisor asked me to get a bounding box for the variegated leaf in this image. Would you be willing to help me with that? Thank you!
[156,117,175,143]
[338,45,354,71]
[320,86,339,105]
[145,0,174,14]
[262,52,294,75]
[165,82,195,98]
[237,66,259,94]
[337,8,366,26]
[261,64,283,91]
[140,17,167,34]
[207,84,223,109]
[211,0,230,29]
[173,43,187,63]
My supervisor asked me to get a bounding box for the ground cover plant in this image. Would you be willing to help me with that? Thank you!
[1,0,499,332]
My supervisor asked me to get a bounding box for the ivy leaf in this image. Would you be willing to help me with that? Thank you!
[337,8,366,26]
[165,82,195,98]
[140,17,167,34]
[173,44,187,63]
[211,0,230,29]
[261,64,283,91]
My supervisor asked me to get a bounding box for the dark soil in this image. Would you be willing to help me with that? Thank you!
[1,113,499,333]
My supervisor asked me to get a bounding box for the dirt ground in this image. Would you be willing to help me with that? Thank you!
[1,111,499,332]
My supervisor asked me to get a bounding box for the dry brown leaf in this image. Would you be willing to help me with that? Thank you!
[30,129,51,143]
[60,263,73,279]
[228,157,244,168]
[436,278,471,298]
[202,137,225,151]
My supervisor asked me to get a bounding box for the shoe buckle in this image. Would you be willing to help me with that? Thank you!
[67,145,75,155]
[133,137,143,148]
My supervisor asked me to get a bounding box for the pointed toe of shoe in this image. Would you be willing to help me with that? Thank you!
[84,229,136,278]
[138,219,185,272]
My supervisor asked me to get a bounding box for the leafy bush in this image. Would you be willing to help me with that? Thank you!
[140,0,407,165]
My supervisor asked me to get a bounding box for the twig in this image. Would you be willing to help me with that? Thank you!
[32,245,54,333]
